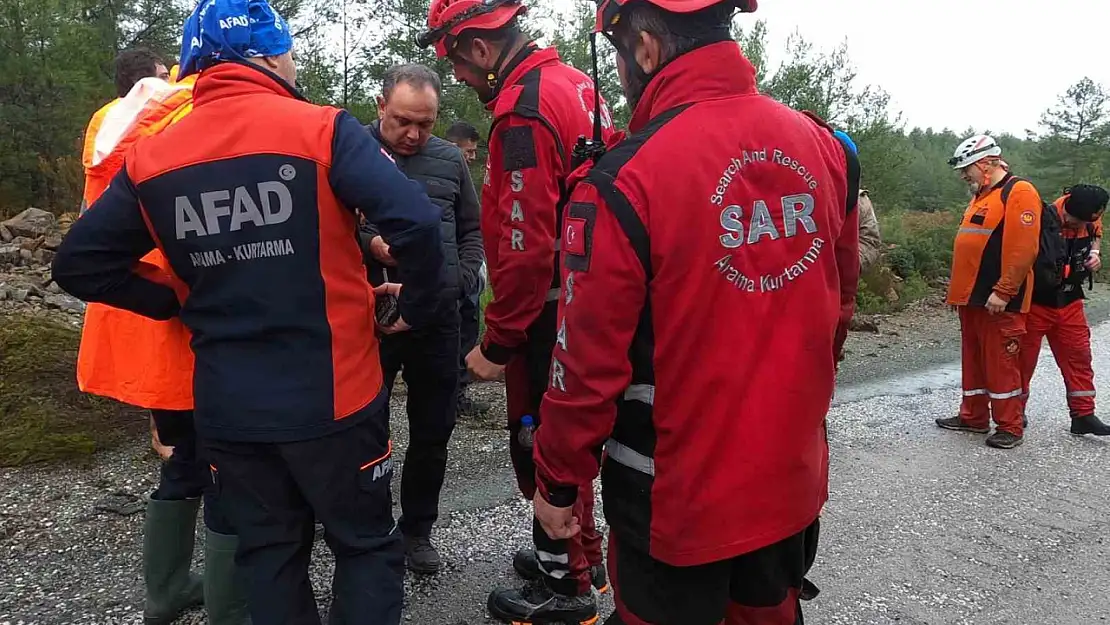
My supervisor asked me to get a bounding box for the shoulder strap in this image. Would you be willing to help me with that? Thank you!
[582,105,691,280]
[1000,176,1025,206]
[831,133,861,215]
[586,170,651,278]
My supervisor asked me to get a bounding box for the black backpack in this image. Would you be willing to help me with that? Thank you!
[1001,177,1066,295]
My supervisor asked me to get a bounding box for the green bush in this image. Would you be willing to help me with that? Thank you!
[886,247,916,279]
[855,286,889,315]
[0,315,146,466]
[880,209,959,280]
[855,207,961,313]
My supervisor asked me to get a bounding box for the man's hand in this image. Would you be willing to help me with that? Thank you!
[150,416,173,461]
[466,345,505,381]
[1086,249,1102,272]
[986,292,1008,314]
[373,283,411,334]
[534,492,580,540]
[369,236,396,267]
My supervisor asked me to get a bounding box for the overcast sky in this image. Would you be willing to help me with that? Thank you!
[552,0,1109,136]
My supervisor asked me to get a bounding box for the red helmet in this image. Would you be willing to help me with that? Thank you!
[418,0,528,58]
[594,0,757,33]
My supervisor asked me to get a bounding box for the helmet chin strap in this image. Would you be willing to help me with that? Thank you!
[454,31,532,102]
[485,31,519,89]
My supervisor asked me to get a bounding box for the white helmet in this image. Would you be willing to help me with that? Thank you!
[949,134,1002,169]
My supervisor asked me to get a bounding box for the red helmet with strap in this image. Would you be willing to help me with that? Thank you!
[418,0,528,58]
[594,0,757,33]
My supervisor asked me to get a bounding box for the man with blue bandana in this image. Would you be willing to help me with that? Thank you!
[52,1,446,623]
[834,130,882,272]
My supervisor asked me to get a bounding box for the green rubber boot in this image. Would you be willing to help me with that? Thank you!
[204,528,252,625]
[143,497,204,624]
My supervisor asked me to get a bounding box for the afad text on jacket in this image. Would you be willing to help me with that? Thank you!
[53,62,445,443]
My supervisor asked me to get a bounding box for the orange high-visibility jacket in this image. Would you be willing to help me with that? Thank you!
[947,174,1042,314]
[77,74,196,410]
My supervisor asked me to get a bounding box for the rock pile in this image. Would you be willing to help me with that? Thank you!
[0,208,85,324]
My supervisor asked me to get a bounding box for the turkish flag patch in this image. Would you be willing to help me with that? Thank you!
[564,202,596,272]
[565,218,588,256]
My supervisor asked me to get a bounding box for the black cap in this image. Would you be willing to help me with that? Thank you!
[1064,184,1110,222]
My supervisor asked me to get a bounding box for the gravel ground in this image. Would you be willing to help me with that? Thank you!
[4,297,1110,624]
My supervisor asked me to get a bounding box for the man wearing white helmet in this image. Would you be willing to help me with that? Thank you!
[937,135,1042,449]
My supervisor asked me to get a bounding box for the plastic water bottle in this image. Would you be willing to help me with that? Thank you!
[518,415,536,449]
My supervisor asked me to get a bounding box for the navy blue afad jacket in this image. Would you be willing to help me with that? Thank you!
[53,62,445,443]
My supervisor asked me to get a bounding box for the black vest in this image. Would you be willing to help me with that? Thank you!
[367,124,464,299]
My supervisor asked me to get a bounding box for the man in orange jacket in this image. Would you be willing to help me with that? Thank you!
[81,49,169,214]
[937,135,1041,449]
[56,0,446,621]
[79,61,247,625]
[1020,184,1110,436]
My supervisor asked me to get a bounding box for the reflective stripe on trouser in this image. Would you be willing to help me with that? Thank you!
[1020,300,1097,417]
[605,522,819,625]
[958,306,1027,435]
[532,493,596,596]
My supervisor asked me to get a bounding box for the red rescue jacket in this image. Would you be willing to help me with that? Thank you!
[534,41,860,566]
[479,45,615,364]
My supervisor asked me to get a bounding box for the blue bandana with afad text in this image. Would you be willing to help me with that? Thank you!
[178,0,293,79]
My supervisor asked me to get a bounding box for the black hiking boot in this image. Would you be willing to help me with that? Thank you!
[405,536,443,574]
[935,416,990,434]
[986,430,1024,449]
[513,548,609,593]
[590,564,609,594]
[1070,414,1110,436]
[487,582,598,625]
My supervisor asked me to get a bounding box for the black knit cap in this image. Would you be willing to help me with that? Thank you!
[1064,184,1110,222]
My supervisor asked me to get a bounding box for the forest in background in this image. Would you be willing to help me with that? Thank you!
[4,0,1110,310]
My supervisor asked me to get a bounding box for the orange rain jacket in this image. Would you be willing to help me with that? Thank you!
[947,174,1042,314]
[77,70,196,410]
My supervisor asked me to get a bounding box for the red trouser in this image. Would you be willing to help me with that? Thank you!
[503,306,603,595]
[958,306,1027,436]
[1020,300,1097,418]
[605,521,819,625]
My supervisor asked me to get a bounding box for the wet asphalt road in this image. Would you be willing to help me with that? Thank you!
[401,316,1110,624]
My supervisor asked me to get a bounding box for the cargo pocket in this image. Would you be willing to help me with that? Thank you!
[357,440,396,533]
[208,463,221,496]
[358,440,394,489]
[204,462,235,535]
[998,312,1027,362]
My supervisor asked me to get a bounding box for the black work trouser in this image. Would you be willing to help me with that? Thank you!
[605,519,820,625]
[458,293,481,390]
[380,307,460,538]
[203,414,403,625]
[150,409,232,534]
